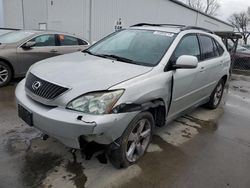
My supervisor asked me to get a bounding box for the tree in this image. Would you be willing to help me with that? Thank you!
[186,0,220,16]
[228,11,250,44]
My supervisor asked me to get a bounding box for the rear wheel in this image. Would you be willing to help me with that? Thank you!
[205,79,225,109]
[108,112,154,168]
[0,61,12,87]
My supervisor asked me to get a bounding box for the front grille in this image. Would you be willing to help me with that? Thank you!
[25,73,69,100]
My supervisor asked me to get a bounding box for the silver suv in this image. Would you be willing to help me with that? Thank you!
[16,24,230,168]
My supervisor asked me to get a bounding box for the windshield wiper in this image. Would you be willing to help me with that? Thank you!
[97,54,139,64]
[83,51,143,65]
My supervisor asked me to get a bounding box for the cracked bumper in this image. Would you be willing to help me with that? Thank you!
[15,80,138,149]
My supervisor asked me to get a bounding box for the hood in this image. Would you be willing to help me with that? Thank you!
[31,52,153,94]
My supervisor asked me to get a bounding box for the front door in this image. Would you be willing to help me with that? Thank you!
[168,34,207,118]
[17,34,60,75]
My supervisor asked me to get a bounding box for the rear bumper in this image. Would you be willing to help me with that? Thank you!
[15,79,138,148]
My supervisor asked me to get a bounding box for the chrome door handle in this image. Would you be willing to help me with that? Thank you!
[200,67,205,72]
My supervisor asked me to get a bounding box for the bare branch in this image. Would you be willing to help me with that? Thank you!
[228,11,250,44]
[186,0,220,16]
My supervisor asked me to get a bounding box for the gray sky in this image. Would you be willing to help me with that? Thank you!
[180,0,250,22]
[217,0,250,21]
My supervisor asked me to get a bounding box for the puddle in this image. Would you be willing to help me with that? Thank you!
[232,85,249,93]
[118,136,187,188]
[21,152,62,188]
[65,160,87,188]
[182,115,218,133]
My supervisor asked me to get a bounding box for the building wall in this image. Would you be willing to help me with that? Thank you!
[2,0,23,29]
[196,12,233,31]
[91,0,198,42]
[2,0,233,43]
[22,0,47,29]
[0,0,4,27]
[47,0,89,39]
[90,0,233,42]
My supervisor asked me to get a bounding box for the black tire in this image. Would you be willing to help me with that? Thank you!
[0,61,12,87]
[107,111,154,168]
[205,79,225,109]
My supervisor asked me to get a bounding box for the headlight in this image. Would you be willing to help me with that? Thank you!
[66,90,124,115]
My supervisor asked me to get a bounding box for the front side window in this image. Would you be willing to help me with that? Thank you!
[86,29,176,66]
[59,35,79,46]
[30,34,56,47]
[173,35,201,61]
[200,35,217,60]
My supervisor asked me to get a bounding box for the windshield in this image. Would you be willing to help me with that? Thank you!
[0,30,12,36]
[86,29,176,66]
[0,31,34,44]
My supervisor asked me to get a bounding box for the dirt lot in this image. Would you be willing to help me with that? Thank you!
[0,74,250,188]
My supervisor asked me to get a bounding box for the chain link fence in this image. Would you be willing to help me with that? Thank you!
[231,54,250,75]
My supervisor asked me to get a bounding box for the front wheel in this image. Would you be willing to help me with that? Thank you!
[0,61,12,87]
[205,79,225,109]
[108,112,154,168]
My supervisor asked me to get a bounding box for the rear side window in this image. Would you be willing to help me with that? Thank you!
[199,35,218,59]
[212,40,220,57]
[173,35,201,61]
[58,34,79,46]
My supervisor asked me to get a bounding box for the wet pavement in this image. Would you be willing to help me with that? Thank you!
[0,75,250,188]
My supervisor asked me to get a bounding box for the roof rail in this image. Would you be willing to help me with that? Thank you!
[180,26,214,34]
[130,23,214,34]
[130,23,186,28]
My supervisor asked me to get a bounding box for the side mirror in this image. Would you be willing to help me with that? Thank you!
[22,41,36,49]
[173,55,198,69]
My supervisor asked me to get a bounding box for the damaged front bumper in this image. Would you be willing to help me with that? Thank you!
[15,80,138,149]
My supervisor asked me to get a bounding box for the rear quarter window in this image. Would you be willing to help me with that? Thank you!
[78,39,88,45]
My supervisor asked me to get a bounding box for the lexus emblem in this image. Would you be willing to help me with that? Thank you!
[32,81,42,90]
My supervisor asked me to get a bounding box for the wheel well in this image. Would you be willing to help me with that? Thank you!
[0,58,14,78]
[147,99,166,127]
[221,75,228,84]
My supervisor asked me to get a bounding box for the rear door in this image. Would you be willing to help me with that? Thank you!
[168,34,206,117]
[198,34,224,96]
[17,34,60,74]
[56,34,89,55]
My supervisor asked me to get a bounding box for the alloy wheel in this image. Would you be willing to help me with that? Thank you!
[213,83,223,106]
[0,64,8,84]
[126,118,151,162]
